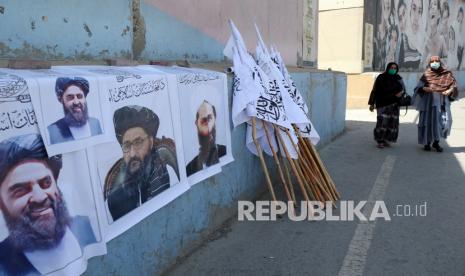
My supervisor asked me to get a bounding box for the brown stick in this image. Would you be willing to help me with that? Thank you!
[297,137,338,200]
[298,150,334,202]
[273,125,310,202]
[295,156,321,201]
[284,128,335,201]
[292,125,339,199]
[262,121,294,205]
[280,154,296,203]
[251,118,277,201]
[304,137,340,199]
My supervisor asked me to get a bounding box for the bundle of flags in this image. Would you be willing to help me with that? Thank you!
[224,20,339,205]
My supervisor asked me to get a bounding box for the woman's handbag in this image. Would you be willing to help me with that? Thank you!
[398,93,412,106]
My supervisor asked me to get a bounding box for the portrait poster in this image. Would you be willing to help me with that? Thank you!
[22,67,114,156]
[142,66,233,186]
[75,66,189,241]
[0,69,106,275]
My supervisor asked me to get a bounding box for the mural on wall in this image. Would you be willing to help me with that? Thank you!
[368,0,465,71]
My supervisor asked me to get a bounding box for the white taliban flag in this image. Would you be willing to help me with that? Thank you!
[270,45,320,146]
[225,20,292,157]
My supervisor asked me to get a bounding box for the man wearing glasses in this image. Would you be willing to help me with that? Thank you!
[104,105,178,221]
[186,101,226,177]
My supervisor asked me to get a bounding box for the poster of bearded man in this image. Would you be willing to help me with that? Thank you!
[84,66,189,241]
[139,65,233,185]
[27,70,114,156]
[0,134,107,275]
[176,68,233,185]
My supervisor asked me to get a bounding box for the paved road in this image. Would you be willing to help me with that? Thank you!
[166,98,465,276]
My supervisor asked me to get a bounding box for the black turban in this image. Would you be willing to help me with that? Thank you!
[55,77,89,99]
[113,105,160,145]
[0,134,62,186]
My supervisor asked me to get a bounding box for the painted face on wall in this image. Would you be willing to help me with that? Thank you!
[398,3,407,33]
[448,27,456,51]
[429,0,440,21]
[457,9,464,25]
[382,0,392,21]
[410,0,423,33]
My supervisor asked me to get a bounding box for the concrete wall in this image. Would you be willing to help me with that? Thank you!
[0,0,133,60]
[318,7,365,73]
[84,69,347,275]
[0,0,316,66]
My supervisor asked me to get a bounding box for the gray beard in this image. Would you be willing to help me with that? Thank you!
[2,193,71,252]
[63,103,89,127]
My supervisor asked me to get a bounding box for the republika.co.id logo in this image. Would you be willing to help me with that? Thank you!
[237,200,427,222]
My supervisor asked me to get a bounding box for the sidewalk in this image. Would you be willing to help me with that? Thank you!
[165,98,465,276]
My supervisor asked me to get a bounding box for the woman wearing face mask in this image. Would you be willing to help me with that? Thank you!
[412,56,458,152]
[369,62,405,148]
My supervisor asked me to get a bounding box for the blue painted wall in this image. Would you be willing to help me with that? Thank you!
[84,69,347,275]
[0,0,132,60]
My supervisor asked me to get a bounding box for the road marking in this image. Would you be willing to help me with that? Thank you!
[338,155,396,276]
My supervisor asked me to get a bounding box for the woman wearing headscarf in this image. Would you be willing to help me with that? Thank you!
[369,62,405,148]
[412,55,458,152]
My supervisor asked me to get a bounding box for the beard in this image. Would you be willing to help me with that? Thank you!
[123,153,153,198]
[2,192,71,252]
[198,125,218,165]
[63,102,89,127]
[125,152,151,178]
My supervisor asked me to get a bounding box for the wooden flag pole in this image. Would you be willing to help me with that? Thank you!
[297,137,337,201]
[302,136,340,199]
[272,124,310,202]
[284,128,335,204]
[251,118,277,201]
[273,130,297,203]
[293,125,340,200]
[281,155,297,203]
[262,121,294,206]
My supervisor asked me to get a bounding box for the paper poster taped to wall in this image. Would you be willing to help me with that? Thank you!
[0,70,106,275]
[22,68,114,156]
[76,66,189,241]
[142,66,233,185]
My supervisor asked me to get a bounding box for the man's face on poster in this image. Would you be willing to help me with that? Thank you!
[0,160,69,251]
[410,0,423,33]
[61,85,89,127]
[196,102,216,139]
[122,127,154,176]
